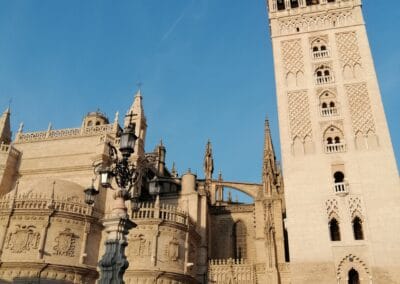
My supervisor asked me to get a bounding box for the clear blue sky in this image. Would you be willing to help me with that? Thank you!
[0,1,399,187]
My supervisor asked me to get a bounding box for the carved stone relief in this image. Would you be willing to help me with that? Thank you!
[348,196,363,220]
[5,225,40,253]
[288,90,312,141]
[281,39,305,88]
[278,10,354,36]
[53,228,79,257]
[130,234,151,257]
[336,31,362,80]
[165,237,180,261]
[345,83,376,135]
[325,199,339,220]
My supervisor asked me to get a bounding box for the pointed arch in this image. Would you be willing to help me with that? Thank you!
[296,71,305,87]
[323,125,344,145]
[293,136,304,156]
[337,254,371,283]
[329,217,341,241]
[366,129,379,149]
[304,135,314,154]
[354,63,363,79]
[352,216,364,240]
[286,72,296,88]
[343,64,353,80]
[233,220,247,259]
[355,131,366,150]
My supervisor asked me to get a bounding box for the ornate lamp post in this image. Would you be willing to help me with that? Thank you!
[84,121,142,284]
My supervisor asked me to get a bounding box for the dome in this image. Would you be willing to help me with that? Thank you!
[9,179,86,202]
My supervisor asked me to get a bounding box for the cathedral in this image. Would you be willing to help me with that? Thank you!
[0,0,399,283]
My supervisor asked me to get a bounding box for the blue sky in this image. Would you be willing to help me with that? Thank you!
[0,1,399,190]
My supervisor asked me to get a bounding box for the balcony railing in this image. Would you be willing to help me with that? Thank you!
[316,75,333,85]
[325,143,346,153]
[334,182,349,194]
[321,107,339,117]
[313,50,330,59]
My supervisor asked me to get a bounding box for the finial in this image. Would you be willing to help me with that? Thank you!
[171,162,178,177]
[228,190,232,203]
[115,111,119,122]
[18,122,24,133]
[47,122,52,132]
[218,170,223,181]
[160,139,163,147]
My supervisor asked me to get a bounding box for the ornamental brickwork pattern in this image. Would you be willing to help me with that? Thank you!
[287,91,312,141]
[345,83,376,135]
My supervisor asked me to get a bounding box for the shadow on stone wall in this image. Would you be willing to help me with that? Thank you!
[0,278,78,284]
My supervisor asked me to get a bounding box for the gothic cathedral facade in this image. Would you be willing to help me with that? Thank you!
[0,0,398,283]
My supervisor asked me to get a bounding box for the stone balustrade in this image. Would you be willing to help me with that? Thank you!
[132,202,191,227]
[208,258,254,283]
[0,194,94,216]
[15,124,116,143]
[313,50,330,59]
[325,143,346,153]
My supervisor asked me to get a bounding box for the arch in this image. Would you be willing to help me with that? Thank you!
[296,71,305,87]
[290,0,299,8]
[366,130,379,149]
[315,65,333,84]
[324,126,344,145]
[293,136,304,156]
[329,218,341,241]
[277,0,285,10]
[286,72,296,88]
[352,216,364,240]
[87,120,93,127]
[304,135,314,154]
[355,131,366,150]
[216,181,261,199]
[337,254,371,283]
[334,171,345,183]
[354,63,363,79]
[343,64,353,80]
[233,220,247,259]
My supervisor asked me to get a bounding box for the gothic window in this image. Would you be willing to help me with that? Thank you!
[319,91,338,117]
[327,0,336,2]
[233,221,247,259]
[352,217,364,240]
[324,126,345,153]
[348,268,360,284]
[329,218,341,241]
[277,0,285,10]
[315,65,333,84]
[87,121,93,127]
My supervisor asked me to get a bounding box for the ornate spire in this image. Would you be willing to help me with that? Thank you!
[262,117,277,195]
[125,89,145,128]
[203,140,214,180]
[0,107,12,144]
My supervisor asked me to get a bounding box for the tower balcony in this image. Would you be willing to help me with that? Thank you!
[325,143,346,153]
[333,182,349,195]
[313,50,330,59]
[316,75,334,85]
[321,107,339,117]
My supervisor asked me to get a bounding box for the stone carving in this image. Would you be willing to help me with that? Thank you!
[288,91,312,141]
[53,228,78,257]
[166,237,180,261]
[282,39,304,75]
[348,196,363,219]
[336,32,361,68]
[325,199,339,220]
[278,10,354,36]
[5,225,40,253]
[345,83,376,135]
[336,254,370,280]
[130,234,151,256]
[203,140,214,180]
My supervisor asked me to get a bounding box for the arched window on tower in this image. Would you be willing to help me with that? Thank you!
[333,171,348,194]
[319,91,338,117]
[353,217,364,240]
[315,65,333,84]
[306,0,320,6]
[324,126,346,153]
[348,268,360,284]
[329,218,341,241]
[233,221,247,259]
[311,39,330,59]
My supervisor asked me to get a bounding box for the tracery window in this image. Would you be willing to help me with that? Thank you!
[233,221,247,259]
[319,91,338,117]
[348,268,360,284]
[315,65,333,84]
[311,39,330,59]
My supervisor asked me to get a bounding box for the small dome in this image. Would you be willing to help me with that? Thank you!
[10,179,85,202]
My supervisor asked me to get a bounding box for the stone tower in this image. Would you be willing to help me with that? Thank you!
[267,0,400,283]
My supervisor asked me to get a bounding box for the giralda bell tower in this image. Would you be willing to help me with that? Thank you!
[266,0,400,283]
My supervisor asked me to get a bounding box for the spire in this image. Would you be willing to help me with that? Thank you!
[124,89,145,127]
[262,117,277,195]
[0,107,12,144]
[203,140,214,180]
[124,88,147,160]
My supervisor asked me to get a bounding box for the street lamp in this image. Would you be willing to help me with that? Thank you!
[84,121,141,284]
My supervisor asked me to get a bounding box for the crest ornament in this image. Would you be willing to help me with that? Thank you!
[5,225,40,253]
[53,228,78,257]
